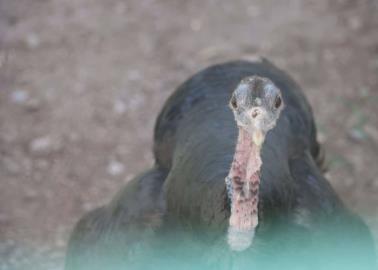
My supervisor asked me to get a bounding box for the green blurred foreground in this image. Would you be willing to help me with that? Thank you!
[65,219,377,270]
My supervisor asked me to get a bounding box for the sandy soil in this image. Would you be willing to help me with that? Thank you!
[0,0,377,269]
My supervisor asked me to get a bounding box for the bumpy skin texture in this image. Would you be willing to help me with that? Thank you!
[228,129,261,230]
[65,60,377,270]
[226,128,261,251]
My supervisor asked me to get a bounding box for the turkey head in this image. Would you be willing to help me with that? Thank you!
[226,76,284,251]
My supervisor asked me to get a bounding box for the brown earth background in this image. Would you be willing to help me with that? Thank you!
[0,0,378,269]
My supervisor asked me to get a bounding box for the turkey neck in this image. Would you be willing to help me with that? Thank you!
[227,127,263,250]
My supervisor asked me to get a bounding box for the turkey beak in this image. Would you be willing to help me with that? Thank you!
[252,130,264,147]
[249,107,265,147]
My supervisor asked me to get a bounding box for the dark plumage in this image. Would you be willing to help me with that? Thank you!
[65,60,376,270]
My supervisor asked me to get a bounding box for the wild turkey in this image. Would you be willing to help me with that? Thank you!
[65,59,376,270]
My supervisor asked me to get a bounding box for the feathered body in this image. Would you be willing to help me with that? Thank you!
[66,60,376,270]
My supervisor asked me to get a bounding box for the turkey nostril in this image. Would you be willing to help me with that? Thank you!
[251,110,259,118]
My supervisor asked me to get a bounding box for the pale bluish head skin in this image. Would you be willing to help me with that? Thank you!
[229,76,284,144]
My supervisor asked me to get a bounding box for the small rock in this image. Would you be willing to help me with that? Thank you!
[127,95,145,111]
[359,86,370,98]
[107,160,125,176]
[35,159,50,170]
[143,152,153,163]
[190,18,202,32]
[30,136,51,152]
[198,46,221,60]
[127,70,142,81]
[371,58,378,69]
[348,128,367,142]
[10,90,29,104]
[25,98,41,112]
[24,188,38,200]
[0,212,10,225]
[55,236,66,249]
[29,136,59,155]
[0,51,7,68]
[25,33,40,49]
[2,157,20,174]
[317,131,326,144]
[344,176,355,188]
[67,132,80,143]
[82,201,95,212]
[114,2,127,15]
[348,16,362,31]
[247,5,260,17]
[323,49,336,62]
[113,99,127,115]
[365,125,378,142]
[373,178,378,190]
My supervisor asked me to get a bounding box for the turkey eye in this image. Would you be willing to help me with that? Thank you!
[230,96,238,109]
[274,96,282,109]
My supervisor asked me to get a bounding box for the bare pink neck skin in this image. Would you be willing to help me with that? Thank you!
[227,127,262,251]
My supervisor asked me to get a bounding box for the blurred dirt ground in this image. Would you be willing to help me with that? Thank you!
[0,0,378,269]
